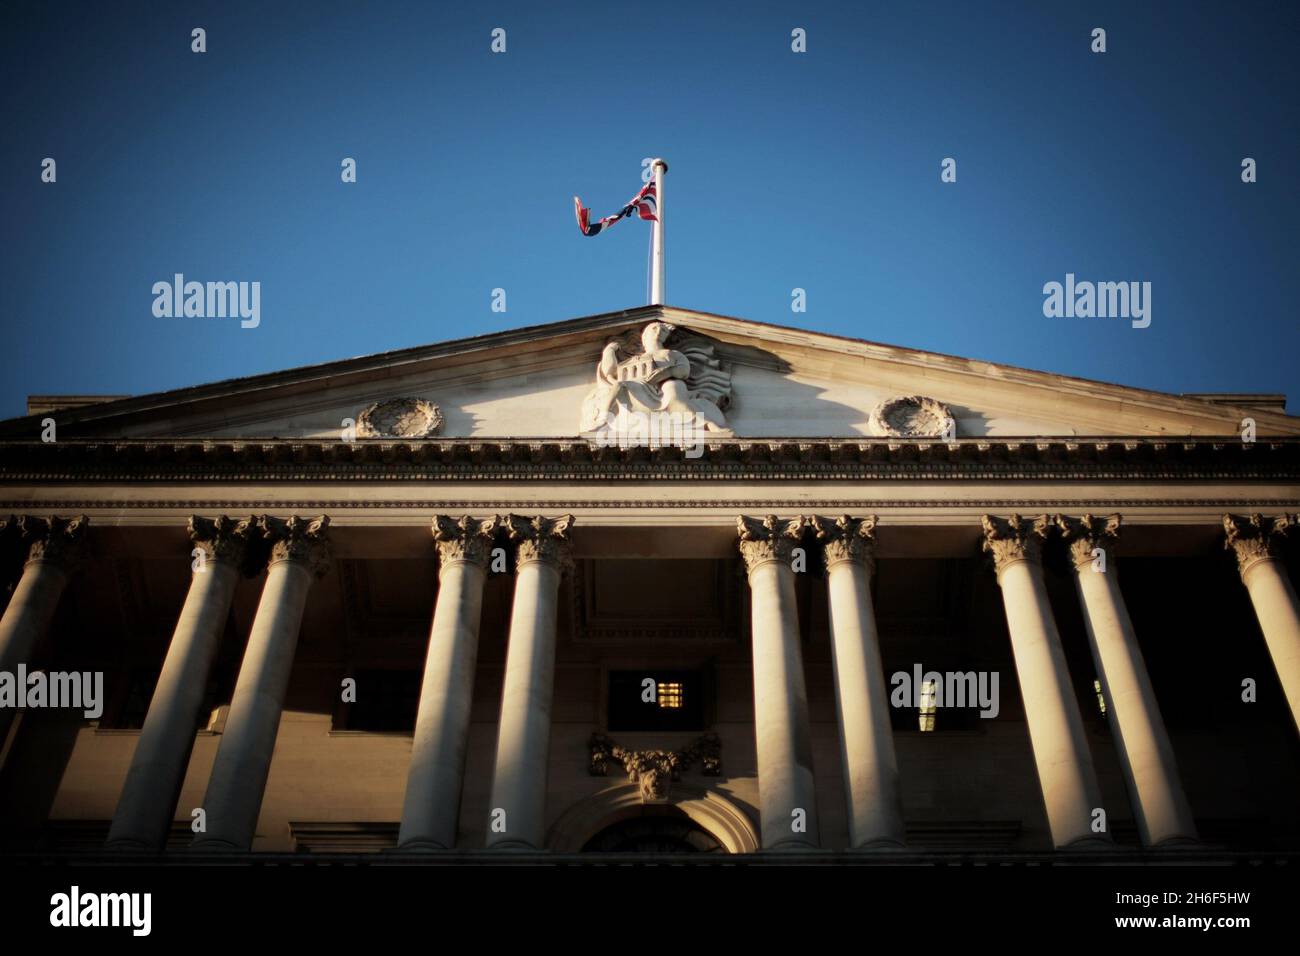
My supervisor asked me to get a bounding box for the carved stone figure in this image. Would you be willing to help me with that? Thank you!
[579,322,732,435]
[588,732,723,802]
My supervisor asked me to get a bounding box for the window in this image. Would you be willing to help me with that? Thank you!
[607,669,705,732]
[657,681,684,709]
[336,669,420,732]
[887,670,984,732]
[918,679,937,732]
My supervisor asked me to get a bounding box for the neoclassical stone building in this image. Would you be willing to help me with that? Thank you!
[0,305,1297,861]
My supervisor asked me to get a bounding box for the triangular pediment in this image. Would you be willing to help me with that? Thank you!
[3,305,1297,440]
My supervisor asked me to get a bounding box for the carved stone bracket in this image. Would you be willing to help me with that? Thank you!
[812,514,878,571]
[980,513,1051,577]
[258,514,332,577]
[506,513,574,574]
[589,732,723,802]
[1054,513,1122,571]
[17,514,89,570]
[1223,512,1298,579]
[432,514,501,570]
[736,514,806,575]
[189,514,257,570]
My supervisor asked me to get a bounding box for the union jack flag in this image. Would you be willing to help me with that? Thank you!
[574,179,658,237]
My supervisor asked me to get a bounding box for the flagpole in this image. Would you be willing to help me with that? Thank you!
[650,158,667,305]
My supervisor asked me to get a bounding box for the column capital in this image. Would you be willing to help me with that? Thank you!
[433,514,502,570]
[189,515,256,570]
[258,514,332,577]
[1054,513,1122,571]
[506,514,574,574]
[812,514,877,571]
[18,514,89,570]
[1223,512,1298,580]
[737,514,805,575]
[981,513,1050,578]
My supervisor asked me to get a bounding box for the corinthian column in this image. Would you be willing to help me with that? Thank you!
[107,516,255,851]
[738,514,819,850]
[485,514,573,850]
[813,515,905,849]
[0,516,88,757]
[982,514,1107,848]
[193,515,330,851]
[0,515,88,675]
[399,515,501,851]
[1055,514,1196,846]
[1224,513,1300,735]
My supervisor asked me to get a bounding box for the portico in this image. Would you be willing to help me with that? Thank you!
[0,307,1296,859]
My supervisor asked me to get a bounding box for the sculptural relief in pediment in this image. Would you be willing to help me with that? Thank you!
[579,322,734,441]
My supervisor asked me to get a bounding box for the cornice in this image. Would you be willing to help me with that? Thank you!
[4,498,1299,512]
[0,437,1296,482]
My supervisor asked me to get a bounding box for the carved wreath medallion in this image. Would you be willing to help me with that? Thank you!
[356,397,444,438]
[868,395,954,438]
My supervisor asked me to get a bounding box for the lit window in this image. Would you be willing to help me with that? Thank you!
[919,679,937,732]
[1093,679,1107,718]
[658,681,684,709]
[608,670,703,731]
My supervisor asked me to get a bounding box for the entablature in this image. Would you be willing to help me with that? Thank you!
[0,436,1297,482]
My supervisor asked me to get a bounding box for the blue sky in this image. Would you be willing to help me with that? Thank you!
[2,0,1297,418]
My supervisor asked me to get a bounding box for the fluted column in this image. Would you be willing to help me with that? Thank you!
[982,514,1107,848]
[738,514,820,849]
[107,516,254,851]
[1056,514,1196,846]
[0,515,88,675]
[813,515,905,849]
[193,515,330,851]
[0,515,88,757]
[485,514,573,850]
[1225,513,1300,735]
[399,515,501,850]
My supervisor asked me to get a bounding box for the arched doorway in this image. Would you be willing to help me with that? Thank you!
[581,809,725,853]
[547,783,760,854]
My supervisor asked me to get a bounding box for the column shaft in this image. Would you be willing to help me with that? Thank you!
[108,559,240,849]
[1241,559,1300,734]
[1224,515,1300,736]
[193,555,315,850]
[998,558,1105,847]
[826,557,905,848]
[1074,565,1196,844]
[399,558,489,849]
[0,560,66,757]
[486,559,561,849]
[0,516,87,763]
[0,560,70,675]
[740,519,820,850]
[984,515,1107,849]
